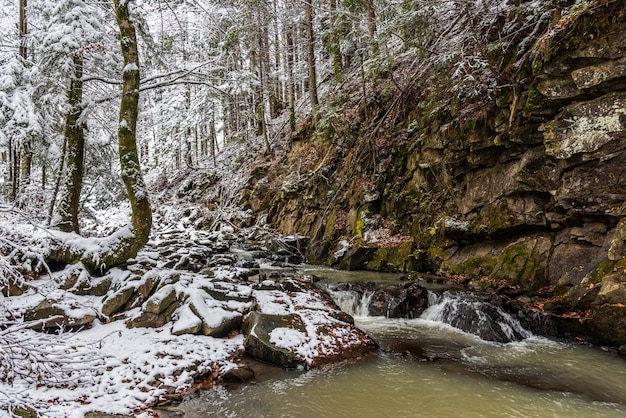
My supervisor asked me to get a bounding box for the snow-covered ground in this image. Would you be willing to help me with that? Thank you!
[0,238,250,417]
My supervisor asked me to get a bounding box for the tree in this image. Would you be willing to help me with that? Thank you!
[18,0,32,191]
[48,0,152,273]
[56,53,84,233]
[110,0,152,261]
[304,0,319,120]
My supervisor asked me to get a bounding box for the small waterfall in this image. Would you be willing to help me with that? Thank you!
[323,285,373,317]
[422,291,532,343]
[355,291,374,317]
[323,282,532,343]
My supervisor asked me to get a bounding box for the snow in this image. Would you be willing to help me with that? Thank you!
[333,240,350,260]
[123,62,139,73]
[171,304,202,335]
[0,310,243,418]
[269,327,308,350]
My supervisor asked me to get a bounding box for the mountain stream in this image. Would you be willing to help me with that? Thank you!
[177,268,626,417]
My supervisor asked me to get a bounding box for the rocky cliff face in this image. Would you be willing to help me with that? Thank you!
[243,0,626,345]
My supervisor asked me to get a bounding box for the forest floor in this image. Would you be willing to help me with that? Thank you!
[0,209,256,417]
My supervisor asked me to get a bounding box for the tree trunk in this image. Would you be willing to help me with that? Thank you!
[47,0,152,273]
[285,27,296,132]
[328,0,342,80]
[114,0,152,256]
[19,0,27,60]
[365,0,378,54]
[19,0,30,190]
[210,110,217,166]
[8,139,16,201]
[305,0,319,121]
[11,0,28,199]
[57,55,85,233]
[47,134,67,225]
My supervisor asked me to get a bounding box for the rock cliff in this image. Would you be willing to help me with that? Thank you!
[243,0,626,346]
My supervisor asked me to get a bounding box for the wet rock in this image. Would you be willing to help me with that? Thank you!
[221,365,255,382]
[368,283,429,318]
[424,292,530,343]
[24,299,97,330]
[84,413,133,418]
[335,245,378,270]
[591,303,626,345]
[242,311,308,368]
[618,345,626,358]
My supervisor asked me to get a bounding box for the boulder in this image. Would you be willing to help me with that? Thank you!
[335,244,378,270]
[170,304,203,336]
[242,311,308,368]
[101,286,135,317]
[144,284,178,314]
[188,296,243,337]
[596,273,626,305]
[362,283,429,318]
[128,274,160,308]
[490,235,552,291]
[221,365,255,382]
[24,299,97,330]
[591,303,626,345]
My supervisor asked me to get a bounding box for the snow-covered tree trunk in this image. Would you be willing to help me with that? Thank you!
[113,0,152,256]
[57,55,85,233]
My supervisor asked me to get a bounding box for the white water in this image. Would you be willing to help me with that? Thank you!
[328,286,531,342]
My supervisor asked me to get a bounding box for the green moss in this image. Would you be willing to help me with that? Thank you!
[369,242,414,272]
[524,88,546,114]
[589,259,617,284]
[447,255,498,276]
[479,201,514,235]
[4,408,37,418]
[492,239,549,291]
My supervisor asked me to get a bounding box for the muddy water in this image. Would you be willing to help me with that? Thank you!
[178,315,626,418]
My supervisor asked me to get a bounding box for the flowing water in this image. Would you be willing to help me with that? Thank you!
[177,270,626,418]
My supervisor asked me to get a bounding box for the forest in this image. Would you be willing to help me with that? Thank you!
[2,0,626,417]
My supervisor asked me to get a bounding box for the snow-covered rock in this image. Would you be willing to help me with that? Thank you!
[242,277,377,368]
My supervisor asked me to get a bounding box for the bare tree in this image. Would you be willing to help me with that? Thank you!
[304,0,319,121]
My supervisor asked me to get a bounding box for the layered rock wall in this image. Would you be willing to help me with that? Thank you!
[244,0,626,345]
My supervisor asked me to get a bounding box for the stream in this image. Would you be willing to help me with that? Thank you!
[176,266,626,417]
